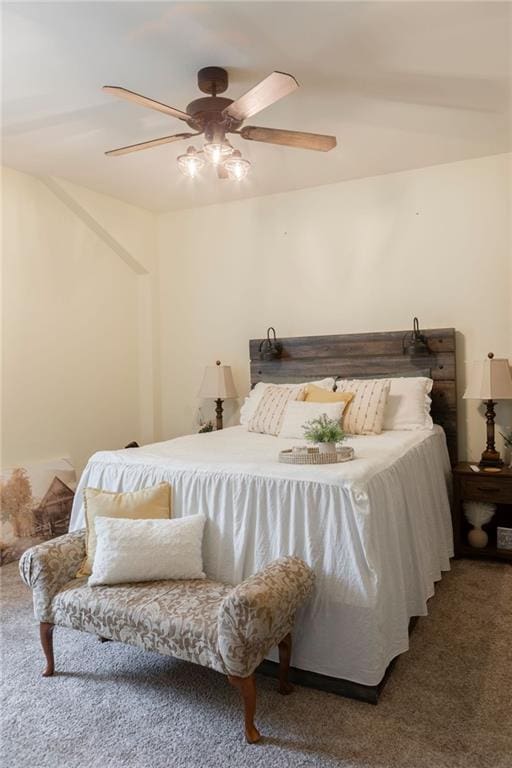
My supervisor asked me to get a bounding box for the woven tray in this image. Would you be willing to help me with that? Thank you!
[279,446,354,465]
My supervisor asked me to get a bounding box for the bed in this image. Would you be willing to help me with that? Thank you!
[69,327,457,702]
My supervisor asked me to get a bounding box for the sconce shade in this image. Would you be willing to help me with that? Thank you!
[402,317,430,356]
[463,354,512,400]
[259,327,283,360]
[198,362,238,400]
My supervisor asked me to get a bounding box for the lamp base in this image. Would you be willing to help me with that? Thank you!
[478,399,503,468]
[479,449,504,469]
[215,398,224,431]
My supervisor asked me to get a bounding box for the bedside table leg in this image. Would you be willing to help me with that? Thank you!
[452,475,462,557]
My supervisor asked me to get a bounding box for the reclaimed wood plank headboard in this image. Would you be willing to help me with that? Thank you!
[249,328,458,465]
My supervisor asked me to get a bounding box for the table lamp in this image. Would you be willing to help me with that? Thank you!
[198,361,238,430]
[463,352,512,468]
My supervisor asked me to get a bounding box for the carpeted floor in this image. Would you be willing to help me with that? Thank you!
[1,559,511,768]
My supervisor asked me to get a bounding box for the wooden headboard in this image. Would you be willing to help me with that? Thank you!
[249,328,457,465]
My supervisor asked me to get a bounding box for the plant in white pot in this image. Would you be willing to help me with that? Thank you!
[303,414,345,454]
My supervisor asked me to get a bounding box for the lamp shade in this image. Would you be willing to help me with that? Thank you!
[463,354,512,400]
[198,362,238,400]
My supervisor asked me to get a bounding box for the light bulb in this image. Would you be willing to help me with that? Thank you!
[204,141,233,165]
[224,150,251,181]
[177,147,205,178]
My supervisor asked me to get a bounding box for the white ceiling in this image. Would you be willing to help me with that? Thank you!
[2,1,511,212]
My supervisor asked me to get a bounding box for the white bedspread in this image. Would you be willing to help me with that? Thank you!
[70,426,453,686]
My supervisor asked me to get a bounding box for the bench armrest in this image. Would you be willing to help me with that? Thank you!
[217,556,315,677]
[19,530,86,622]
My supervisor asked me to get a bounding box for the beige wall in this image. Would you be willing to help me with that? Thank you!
[2,155,510,471]
[1,167,156,472]
[157,153,512,461]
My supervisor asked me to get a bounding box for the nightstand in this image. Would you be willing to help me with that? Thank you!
[452,463,512,562]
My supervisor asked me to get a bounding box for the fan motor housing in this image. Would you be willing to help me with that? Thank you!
[185,96,241,133]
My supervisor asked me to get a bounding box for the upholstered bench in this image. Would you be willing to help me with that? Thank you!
[19,530,315,743]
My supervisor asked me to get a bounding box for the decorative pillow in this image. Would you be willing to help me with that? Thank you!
[77,483,171,577]
[279,401,347,439]
[383,377,434,430]
[240,378,334,426]
[336,378,390,435]
[305,384,354,406]
[88,514,206,586]
[248,385,306,436]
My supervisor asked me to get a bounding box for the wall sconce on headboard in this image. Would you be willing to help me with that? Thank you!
[402,317,430,356]
[259,327,283,360]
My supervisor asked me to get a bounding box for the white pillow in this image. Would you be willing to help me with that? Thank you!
[89,514,206,586]
[240,378,335,426]
[383,377,434,431]
[279,401,346,439]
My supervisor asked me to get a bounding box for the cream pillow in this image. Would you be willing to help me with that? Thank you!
[248,385,306,436]
[77,483,171,577]
[89,514,206,586]
[305,384,354,406]
[336,378,390,435]
[279,401,346,439]
[383,377,434,430]
[240,378,334,426]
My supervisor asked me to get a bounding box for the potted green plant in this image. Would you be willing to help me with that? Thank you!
[302,414,345,454]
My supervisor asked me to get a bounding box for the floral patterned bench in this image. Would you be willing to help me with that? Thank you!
[19,530,315,743]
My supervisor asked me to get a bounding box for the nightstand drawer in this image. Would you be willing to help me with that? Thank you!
[461,475,512,503]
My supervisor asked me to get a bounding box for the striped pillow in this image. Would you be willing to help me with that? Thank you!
[336,378,390,435]
[240,378,334,426]
[248,385,306,436]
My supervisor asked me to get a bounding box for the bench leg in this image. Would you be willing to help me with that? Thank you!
[40,622,55,677]
[278,632,294,695]
[227,674,261,744]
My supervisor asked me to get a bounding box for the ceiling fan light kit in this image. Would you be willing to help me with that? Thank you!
[203,142,232,165]
[224,150,251,181]
[103,66,337,183]
[176,146,205,178]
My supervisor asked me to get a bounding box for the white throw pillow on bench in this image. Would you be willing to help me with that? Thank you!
[89,514,206,586]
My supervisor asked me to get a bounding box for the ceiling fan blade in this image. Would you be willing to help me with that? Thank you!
[102,86,190,122]
[217,164,228,179]
[105,133,196,157]
[240,126,336,152]
[223,72,298,122]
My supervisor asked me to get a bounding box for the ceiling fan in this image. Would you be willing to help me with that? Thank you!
[103,66,337,181]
